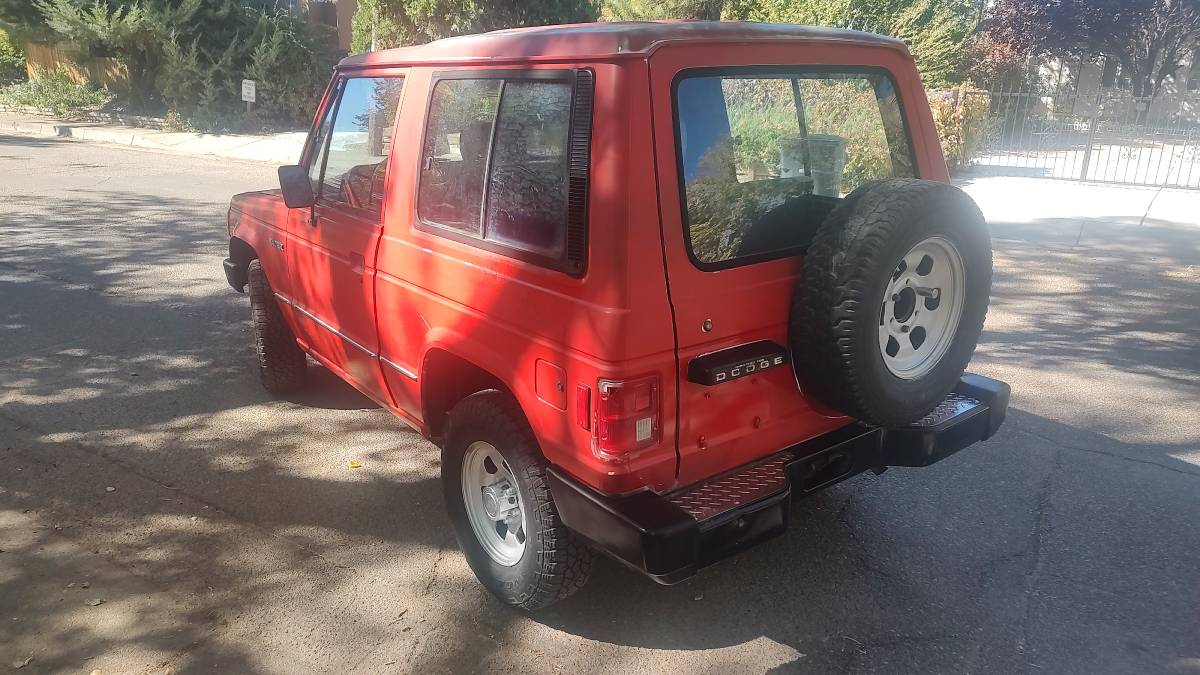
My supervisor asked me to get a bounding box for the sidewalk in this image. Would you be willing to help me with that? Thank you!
[957,174,1199,233]
[0,111,306,164]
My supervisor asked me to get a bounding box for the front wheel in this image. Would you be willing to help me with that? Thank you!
[442,391,594,610]
[247,259,307,394]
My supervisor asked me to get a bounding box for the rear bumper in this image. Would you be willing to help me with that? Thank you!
[548,373,1010,584]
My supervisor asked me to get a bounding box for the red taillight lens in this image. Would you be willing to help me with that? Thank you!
[595,375,660,462]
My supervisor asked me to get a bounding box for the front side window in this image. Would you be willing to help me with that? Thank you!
[676,70,915,268]
[315,76,406,217]
[417,75,576,265]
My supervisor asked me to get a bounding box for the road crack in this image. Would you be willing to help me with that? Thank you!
[1011,424,1200,479]
[1014,447,1062,673]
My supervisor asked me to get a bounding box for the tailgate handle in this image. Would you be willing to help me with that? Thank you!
[687,341,789,386]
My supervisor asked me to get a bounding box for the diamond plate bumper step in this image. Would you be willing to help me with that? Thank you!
[548,373,1010,584]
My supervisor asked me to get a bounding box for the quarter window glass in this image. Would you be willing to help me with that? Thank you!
[676,72,915,267]
[317,76,405,216]
[484,80,571,258]
[417,79,502,234]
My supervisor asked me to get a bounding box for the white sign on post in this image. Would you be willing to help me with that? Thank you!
[241,79,257,104]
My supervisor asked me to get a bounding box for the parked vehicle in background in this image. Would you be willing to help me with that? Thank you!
[222,21,1009,609]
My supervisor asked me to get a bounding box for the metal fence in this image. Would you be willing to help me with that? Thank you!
[967,86,1200,190]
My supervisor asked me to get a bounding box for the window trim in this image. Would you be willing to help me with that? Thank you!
[311,74,407,221]
[306,77,343,197]
[414,68,593,277]
[671,65,920,272]
[300,75,340,171]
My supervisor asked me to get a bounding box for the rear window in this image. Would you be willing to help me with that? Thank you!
[675,69,916,269]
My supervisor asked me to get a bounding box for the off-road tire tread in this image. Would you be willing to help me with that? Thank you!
[791,178,991,426]
[247,259,307,394]
[445,391,594,610]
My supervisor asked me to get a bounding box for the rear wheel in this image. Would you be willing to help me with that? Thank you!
[790,178,992,427]
[247,259,307,394]
[442,391,594,610]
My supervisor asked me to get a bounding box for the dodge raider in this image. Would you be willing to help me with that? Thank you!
[222,21,1010,609]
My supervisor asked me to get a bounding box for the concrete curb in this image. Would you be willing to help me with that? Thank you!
[0,114,305,165]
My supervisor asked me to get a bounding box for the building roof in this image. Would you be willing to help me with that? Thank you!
[338,21,909,69]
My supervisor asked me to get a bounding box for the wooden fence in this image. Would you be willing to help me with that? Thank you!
[23,42,128,92]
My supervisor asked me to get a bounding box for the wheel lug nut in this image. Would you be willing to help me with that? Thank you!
[900,325,910,333]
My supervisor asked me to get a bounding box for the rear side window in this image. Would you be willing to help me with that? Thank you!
[485,81,572,259]
[675,70,915,269]
[418,79,502,234]
[417,71,591,274]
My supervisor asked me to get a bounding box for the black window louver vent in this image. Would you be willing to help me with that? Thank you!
[565,69,594,276]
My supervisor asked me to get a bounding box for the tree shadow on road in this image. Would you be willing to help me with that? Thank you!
[3,156,1199,671]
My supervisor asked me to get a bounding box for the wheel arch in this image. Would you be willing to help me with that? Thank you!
[226,236,258,292]
[421,348,520,442]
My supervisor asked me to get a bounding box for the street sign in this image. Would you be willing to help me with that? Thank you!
[241,79,256,104]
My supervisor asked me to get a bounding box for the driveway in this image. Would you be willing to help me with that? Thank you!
[1,135,1198,674]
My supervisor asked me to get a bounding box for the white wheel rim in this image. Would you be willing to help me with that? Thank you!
[878,236,966,380]
[461,441,527,566]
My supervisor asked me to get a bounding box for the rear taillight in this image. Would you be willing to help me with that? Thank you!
[595,375,660,462]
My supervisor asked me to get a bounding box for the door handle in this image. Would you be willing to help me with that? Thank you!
[350,252,365,276]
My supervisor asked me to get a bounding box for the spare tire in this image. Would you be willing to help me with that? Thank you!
[790,178,992,427]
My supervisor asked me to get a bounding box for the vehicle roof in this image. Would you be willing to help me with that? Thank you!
[338,21,909,69]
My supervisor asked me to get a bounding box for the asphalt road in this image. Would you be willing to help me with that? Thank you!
[2,135,1198,674]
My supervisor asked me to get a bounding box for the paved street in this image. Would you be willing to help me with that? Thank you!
[2,134,1198,674]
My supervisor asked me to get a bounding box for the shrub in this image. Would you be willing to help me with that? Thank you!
[157,38,243,131]
[158,7,339,132]
[243,15,340,129]
[0,69,111,115]
[929,84,991,169]
[0,28,25,85]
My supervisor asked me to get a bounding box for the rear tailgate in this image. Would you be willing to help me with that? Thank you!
[646,40,942,486]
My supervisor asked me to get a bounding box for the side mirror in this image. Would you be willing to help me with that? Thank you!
[278,165,315,208]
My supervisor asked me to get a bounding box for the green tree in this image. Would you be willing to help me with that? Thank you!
[985,0,1200,99]
[155,1,339,129]
[0,27,25,84]
[12,0,339,129]
[0,0,52,42]
[352,0,600,52]
[604,0,723,20]
[32,0,176,104]
[725,0,977,87]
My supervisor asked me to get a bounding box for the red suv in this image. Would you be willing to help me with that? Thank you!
[222,22,1009,609]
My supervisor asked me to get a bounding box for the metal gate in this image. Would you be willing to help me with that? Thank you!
[967,85,1200,189]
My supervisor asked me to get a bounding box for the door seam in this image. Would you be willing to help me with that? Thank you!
[645,57,684,481]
